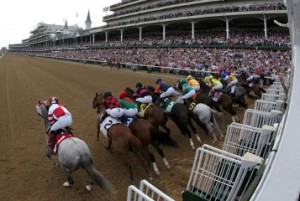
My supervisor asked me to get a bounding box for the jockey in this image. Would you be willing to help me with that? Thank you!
[134,82,153,107]
[204,74,213,86]
[208,76,223,97]
[227,72,238,95]
[155,78,179,101]
[118,90,138,117]
[187,75,200,91]
[245,70,254,84]
[220,69,229,81]
[102,91,124,120]
[47,96,72,154]
[182,83,196,105]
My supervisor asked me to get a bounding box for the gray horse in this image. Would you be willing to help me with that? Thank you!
[36,101,113,194]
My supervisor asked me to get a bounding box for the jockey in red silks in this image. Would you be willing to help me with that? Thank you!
[119,90,138,117]
[102,91,124,120]
[47,96,72,155]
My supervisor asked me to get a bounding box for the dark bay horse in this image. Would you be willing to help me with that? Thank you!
[128,118,179,176]
[92,93,152,183]
[36,101,113,193]
[146,86,203,150]
[198,80,239,122]
[238,72,266,99]
[125,87,170,134]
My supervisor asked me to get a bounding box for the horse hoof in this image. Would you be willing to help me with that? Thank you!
[149,177,153,181]
[63,181,71,187]
[85,185,92,191]
[155,171,161,176]
[167,165,171,169]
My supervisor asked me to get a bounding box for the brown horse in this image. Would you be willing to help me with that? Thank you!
[92,92,152,183]
[238,72,266,99]
[125,87,170,134]
[128,118,178,176]
[198,80,239,122]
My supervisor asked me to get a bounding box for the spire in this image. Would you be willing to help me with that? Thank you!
[64,20,68,30]
[85,10,92,30]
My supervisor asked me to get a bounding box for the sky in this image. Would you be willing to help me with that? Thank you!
[0,0,121,48]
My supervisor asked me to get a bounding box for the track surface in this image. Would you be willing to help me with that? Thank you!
[0,55,247,201]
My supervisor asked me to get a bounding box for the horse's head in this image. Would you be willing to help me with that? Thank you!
[36,100,48,117]
[92,92,105,114]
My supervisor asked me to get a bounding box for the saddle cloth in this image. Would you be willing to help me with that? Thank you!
[138,103,153,118]
[50,131,72,153]
[100,116,121,138]
[161,98,175,112]
[212,92,222,102]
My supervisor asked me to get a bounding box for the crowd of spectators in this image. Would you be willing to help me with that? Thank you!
[106,1,285,20]
[105,2,286,28]
[27,46,291,78]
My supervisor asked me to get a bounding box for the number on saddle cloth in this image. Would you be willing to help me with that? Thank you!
[100,116,121,138]
[188,102,197,111]
[212,92,222,102]
[138,103,153,118]
[161,98,175,112]
[121,116,137,127]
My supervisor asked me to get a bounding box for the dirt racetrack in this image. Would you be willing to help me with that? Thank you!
[0,55,250,201]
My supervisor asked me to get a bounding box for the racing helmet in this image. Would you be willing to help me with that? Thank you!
[103,91,112,98]
[136,82,143,88]
[48,96,59,105]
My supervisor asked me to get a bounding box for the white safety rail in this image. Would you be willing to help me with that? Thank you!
[127,185,154,201]
[185,145,263,201]
[242,109,282,128]
[261,93,286,102]
[254,99,285,112]
[127,180,174,201]
[223,123,277,158]
[265,88,284,95]
[268,84,283,90]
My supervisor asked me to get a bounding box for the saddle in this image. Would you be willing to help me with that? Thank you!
[138,103,153,117]
[48,129,72,153]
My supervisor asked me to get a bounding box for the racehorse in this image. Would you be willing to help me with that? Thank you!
[198,80,239,122]
[36,101,113,193]
[128,118,179,176]
[238,72,266,99]
[124,87,170,134]
[146,86,203,150]
[92,92,152,183]
[174,96,224,144]
[221,81,248,108]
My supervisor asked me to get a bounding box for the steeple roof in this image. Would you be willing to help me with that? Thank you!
[85,10,92,23]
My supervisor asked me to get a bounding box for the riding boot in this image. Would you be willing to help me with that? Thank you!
[48,131,56,149]
[65,126,73,135]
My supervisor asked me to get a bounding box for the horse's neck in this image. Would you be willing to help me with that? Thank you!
[41,105,51,131]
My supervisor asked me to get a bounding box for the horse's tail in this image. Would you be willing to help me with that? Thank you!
[149,127,179,148]
[209,108,224,120]
[81,154,114,195]
[128,134,151,167]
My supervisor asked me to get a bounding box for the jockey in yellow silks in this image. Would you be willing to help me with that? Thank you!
[208,76,223,97]
[227,72,238,95]
[204,75,213,86]
[187,75,200,91]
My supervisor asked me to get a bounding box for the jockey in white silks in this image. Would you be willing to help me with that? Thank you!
[227,72,238,95]
[47,96,73,155]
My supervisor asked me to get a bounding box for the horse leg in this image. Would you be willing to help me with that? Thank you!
[62,168,74,187]
[96,121,100,141]
[106,137,112,150]
[176,120,195,150]
[153,143,171,169]
[148,151,160,176]
[160,114,171,134]
[188,114,202,143]
[46,147,57,166]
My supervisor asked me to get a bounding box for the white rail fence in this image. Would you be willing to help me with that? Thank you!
[254,99,285,112]
[242,109,282,128]
[223,123,277,158]
[127,180,175,201]
[184,145,263,201]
